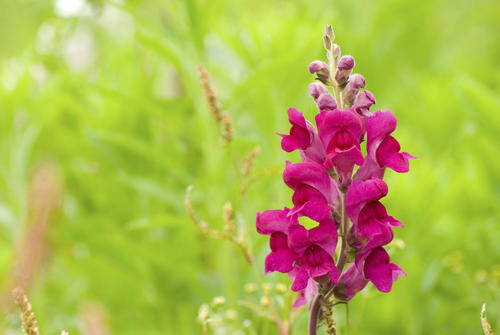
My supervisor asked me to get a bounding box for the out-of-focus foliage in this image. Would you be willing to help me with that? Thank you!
[0,0,499,334]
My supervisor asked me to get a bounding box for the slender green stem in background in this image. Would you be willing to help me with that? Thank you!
[345,302,350,335]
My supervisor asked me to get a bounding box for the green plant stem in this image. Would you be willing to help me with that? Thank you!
[336,190,348,273]
[345,302,350,335]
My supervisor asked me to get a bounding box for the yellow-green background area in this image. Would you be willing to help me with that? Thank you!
[0,0,499,334]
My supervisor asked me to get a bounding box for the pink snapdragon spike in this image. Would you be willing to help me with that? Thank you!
[256,26,415,331]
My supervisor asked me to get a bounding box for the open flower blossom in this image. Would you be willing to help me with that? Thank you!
[256,25,415,317]
[283,161,337,220]
[278,108,325,164]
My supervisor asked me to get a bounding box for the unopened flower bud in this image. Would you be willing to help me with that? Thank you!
[309,61,331,84]
[324,25,334,42]
[348,73,365,89]
[308,83,328,102]
[333,263,368,301]
[335,55,355,87]
[317,92,337,111]
[309,61,329,75]
[344,74,366,106]
[354,90,376,116]
[323,25,335,50]
[308,82,328,102]
[338,55,355,70]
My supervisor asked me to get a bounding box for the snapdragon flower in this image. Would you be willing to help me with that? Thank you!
[256,25,415,335]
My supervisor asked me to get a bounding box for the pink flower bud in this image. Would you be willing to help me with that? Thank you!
[308,61,330,76]
[354,90,376,116]
[344,74,366,106]
[317,93,337,111]
[347,74,365,89]
[308,83,328,102]
[309,61,331,85]
[337,55,355,70]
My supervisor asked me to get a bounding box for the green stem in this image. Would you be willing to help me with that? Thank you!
[336,190,348,273]
[345,302,350,335]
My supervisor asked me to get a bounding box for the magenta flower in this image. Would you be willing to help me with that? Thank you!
[287,219,340,291]
[359,247,406,293]
[333,263,368,301]
[346,178,402,249]
[283,161,337,221]
[256,27,414,332]
[353,90,376,117]
[365,110,416,173]
[256,208,298,274]
[278,107,325,165]
[317,109,364,186]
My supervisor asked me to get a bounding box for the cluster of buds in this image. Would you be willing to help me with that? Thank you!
[256,25,416,321]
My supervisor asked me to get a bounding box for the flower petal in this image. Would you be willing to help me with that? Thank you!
[291,268,309,291]
[256,208,292,235]
[283,161,334,204]
[363,247,405,293]
[265,248,297,274]
[346,178,388,223]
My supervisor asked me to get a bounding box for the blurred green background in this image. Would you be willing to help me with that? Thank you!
[0,0,499,334]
